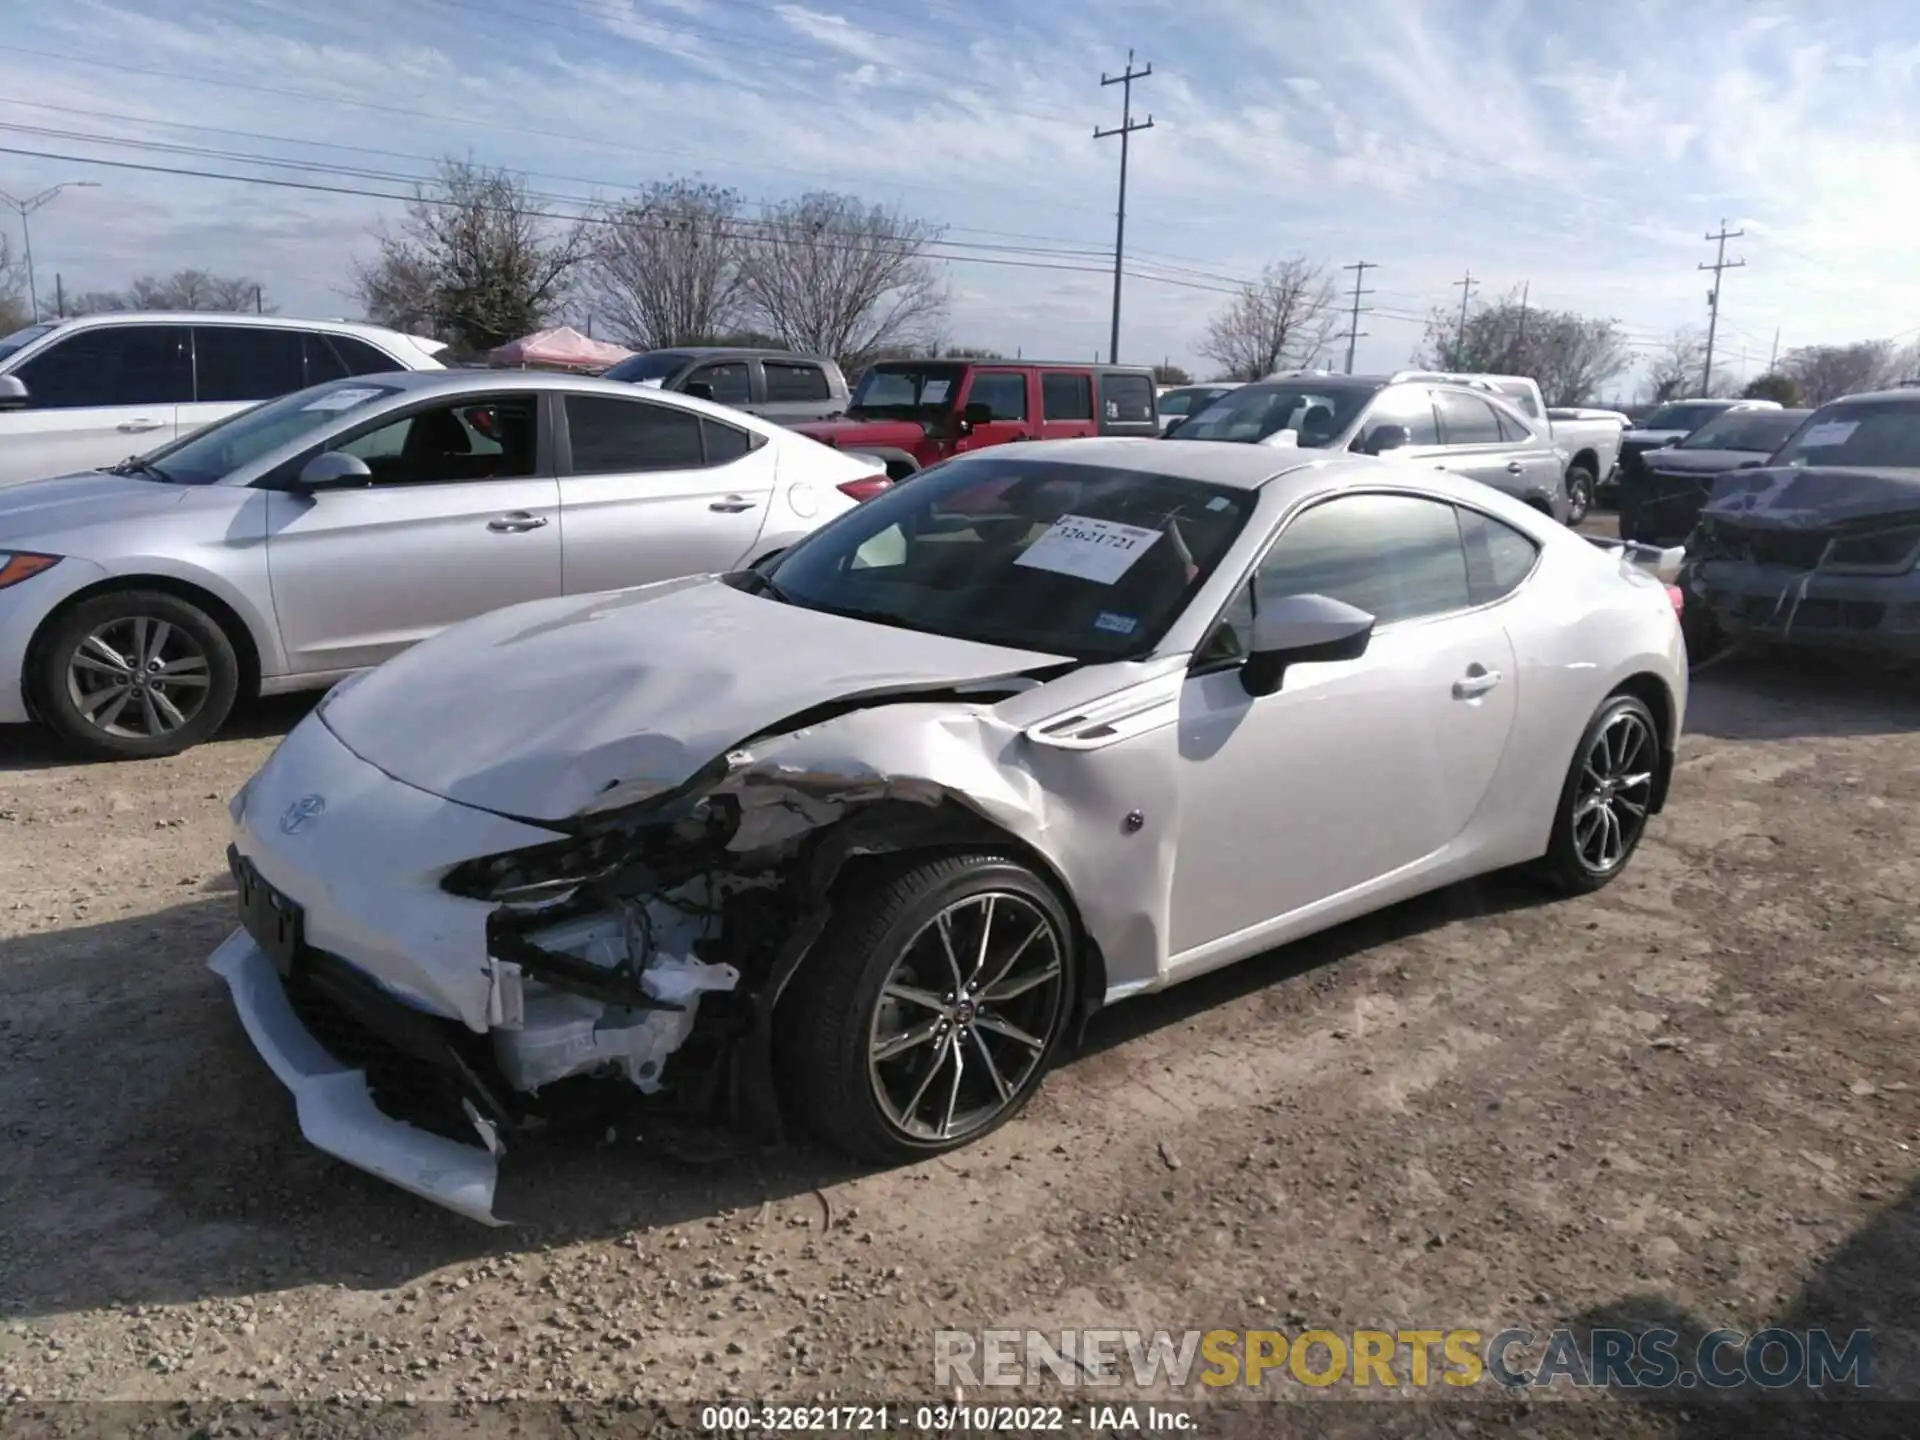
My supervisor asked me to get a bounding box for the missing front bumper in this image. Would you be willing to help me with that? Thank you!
[207,929,506,1225]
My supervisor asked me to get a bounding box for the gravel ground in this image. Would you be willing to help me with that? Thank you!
[0,646,1916,1436]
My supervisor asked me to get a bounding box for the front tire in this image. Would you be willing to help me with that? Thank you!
[33,590,240,758]
[1533,694,1660,895]
[784,853,1075,1163]
[1565,465,1595,526]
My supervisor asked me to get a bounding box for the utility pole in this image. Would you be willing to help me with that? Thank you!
[254,285,264,315]
[1768,326,1780,372]
[1451,270,1476,358]
[1340,261,1376,374]
[1095,50,1153,366]
[0,180,102,321]
[1698,219,1746,395]
[54,273,64,319]
[1516,280,1531,352]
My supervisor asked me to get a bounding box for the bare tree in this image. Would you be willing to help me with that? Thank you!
[735,192,948,370]
[589,179,745,350]
[1196,258,1338,381]
[0,233,26,333]
[1645,327,1708,402]
[1778,340,1901,406]
[1415,288,1629,405]
[49,268,271,316]
[1152,362,1193,385]
[356,159,590,356]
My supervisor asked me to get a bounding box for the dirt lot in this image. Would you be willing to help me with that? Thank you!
[0,653,1916,1436]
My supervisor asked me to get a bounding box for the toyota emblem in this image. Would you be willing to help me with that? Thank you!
[280,794,326,834]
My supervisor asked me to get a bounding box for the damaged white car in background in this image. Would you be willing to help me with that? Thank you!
[210,438,1689,1223]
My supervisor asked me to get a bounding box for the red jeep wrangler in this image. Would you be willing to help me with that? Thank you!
[790,359,1161,480]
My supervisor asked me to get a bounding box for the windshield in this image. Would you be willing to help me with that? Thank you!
[132,381,399,484]
[762,456,1256,660]
[1165,382,1377,446]
[1641,402,1730,433]
[602,351,691,385]
[847,364,965,416]
[1679,409,1804,453]
[1771,401,1920,469]
[0,322,56,365]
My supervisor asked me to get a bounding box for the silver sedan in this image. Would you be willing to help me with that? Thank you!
[0,370,888,756]
[210,437,1688,1223]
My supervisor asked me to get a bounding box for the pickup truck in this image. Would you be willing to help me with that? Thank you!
[601,347,849,423]
[1401,371,1625,524]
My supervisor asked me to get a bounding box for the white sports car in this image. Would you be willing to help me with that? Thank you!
[210,438,1688,1223]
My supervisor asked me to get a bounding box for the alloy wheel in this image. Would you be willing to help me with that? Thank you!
[866,891,1066,1143]
[64,616,214,739]
[1571,708,1655,873]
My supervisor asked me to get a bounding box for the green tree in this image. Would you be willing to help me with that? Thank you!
[1152,363,1192,385]
[1742,372,1802,406]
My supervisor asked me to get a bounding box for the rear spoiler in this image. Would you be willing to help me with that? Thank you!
[1587,535,1685,585]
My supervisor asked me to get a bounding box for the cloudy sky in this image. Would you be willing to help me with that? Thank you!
[2,0,1918,391]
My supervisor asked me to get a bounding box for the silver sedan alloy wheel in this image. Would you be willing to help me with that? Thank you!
[65,616,214,739]
[866,891,1066,1143]
[1572,707,1655,873]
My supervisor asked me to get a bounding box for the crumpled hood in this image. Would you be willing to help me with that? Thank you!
[0,469,190,540]
[1644,448,1770,477]
[789,416,929,449]
[320,575,1068,824]
[1702,466,1920,529]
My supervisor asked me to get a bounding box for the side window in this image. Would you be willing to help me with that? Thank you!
[15,325,192,409]
[193,327,306,403]
[689,361,751,406]
[1257,493,1471,627]
[1042,372,1093,421]
[1458,508,1541,605]
[565,394,705,473]
[966,371,1028,421]
[701,417,759,464]
[762,361,830,403]
[304,333,352,385]
[1495,383,1541,419]
[336,396,537,484]
[1099,373,1155,424]
[330,336,405,376]
[1493,407,1532,443]
[1434,391,1504,446]
[1361,386,1440,445]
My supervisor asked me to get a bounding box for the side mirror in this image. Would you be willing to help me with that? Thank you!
[684,381,715,401]
[1363,423,1410,455]
[1240,594,1376,698]
[956,400,994,434]
[0,375,27,411]
[294,451,374,490]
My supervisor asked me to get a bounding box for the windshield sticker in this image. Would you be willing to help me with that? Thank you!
[922,379,951,404]
[1798,420,1858,448]
[1207,496,1230,511]
[302,387,385,412]
[635,377,665,388]
[1015,513,1162,585]
[1093,611,1139,635]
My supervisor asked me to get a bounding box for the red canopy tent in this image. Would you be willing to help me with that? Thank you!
[487,326,634,372]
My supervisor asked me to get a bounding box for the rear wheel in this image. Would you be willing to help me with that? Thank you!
[1533,694,1660,895]
[783,854,1075,1163]
[33,590,240,758]
[1565,465,1595,526]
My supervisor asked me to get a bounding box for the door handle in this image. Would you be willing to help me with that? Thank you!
[1506,460,1525,473]
[117,418,165,433]
[1452,667,1504,699]
[487,512,549,532]
[709,495,758,513]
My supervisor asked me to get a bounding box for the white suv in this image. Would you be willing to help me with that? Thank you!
[0,313,447,486]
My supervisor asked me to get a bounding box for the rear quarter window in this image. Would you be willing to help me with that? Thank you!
[1098,373,1155,425]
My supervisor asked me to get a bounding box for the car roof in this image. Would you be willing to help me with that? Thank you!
[642,346,826,361]
[951,436,1326,491]
[329,369,751,402]
[868,357,1155,372]
[31,310,446,353]
[1816,388,1920,406]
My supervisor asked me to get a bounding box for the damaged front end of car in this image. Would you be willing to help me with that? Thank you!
[1679,466,1920,662]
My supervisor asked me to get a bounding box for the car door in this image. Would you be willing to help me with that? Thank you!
[181,325,308,438]
[1168,491,1518,956]
[1490,401,1567,503]
[1351,383,1444,464]
[263,391,561,674]
[1,323,193,482]
[1039,371,1098,440]
[555,390,775,594]
[951,369,1034,452]
[1433,388,1529,497]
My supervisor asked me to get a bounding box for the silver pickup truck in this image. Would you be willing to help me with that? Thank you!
[601,347,850,424]
[1403,371,1625,524]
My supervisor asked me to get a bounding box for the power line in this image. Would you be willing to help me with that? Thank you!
[1094,49,1152,365]
[1698,218,1746,395]
[1340,261,1376,374]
